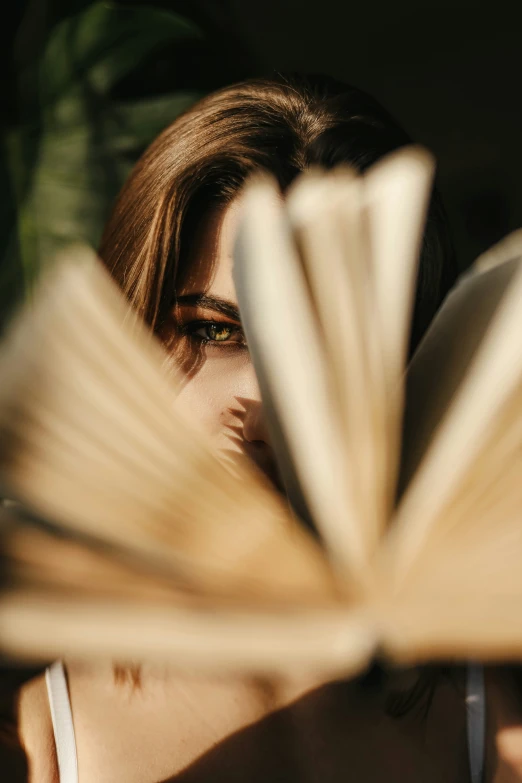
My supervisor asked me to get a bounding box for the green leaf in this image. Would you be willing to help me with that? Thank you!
[40,2,202,111]
[3,1,204,314]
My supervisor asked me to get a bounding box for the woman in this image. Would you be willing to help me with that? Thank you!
[13,73,522,782]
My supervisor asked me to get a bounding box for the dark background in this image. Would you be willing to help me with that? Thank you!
[2,0,522,316]
[228,0,522,269]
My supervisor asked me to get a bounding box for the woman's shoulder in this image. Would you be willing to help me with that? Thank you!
[17,670,59,783]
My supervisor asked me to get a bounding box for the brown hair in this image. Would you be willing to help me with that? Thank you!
[99,73,456,352]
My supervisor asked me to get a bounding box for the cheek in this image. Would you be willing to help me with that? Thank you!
[175,352,255,441]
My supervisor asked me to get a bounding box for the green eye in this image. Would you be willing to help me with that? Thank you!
[207,324,233,342]
[184,320,246,346]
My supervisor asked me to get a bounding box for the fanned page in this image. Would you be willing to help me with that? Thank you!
[399,232,522,490]
[0,249,372,674]
[3,153,522,677]
[380,232,522,663]
[0,513,370,676]
[0,253,337,601]
[234,148,434,576]
[362,149,435,514]
[286,149,434,553]
[286,169,388,561]
[234,175,369,587]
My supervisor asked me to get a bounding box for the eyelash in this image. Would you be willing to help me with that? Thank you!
[181,320,247,348]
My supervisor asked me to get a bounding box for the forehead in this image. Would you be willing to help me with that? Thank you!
[178,199,243,301]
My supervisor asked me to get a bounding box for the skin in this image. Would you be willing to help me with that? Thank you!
[158,199,278,487]
[14,199,522,782]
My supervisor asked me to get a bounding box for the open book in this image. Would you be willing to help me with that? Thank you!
[0,147,522,679]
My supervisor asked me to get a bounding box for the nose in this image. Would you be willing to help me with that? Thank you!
[240,387,277,487]
[232,364,280,488]
[237,362,271,445]
[242,395,271,445]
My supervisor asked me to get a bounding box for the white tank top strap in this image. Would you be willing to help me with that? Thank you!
[45,661,79,783]
[466,663,486,783]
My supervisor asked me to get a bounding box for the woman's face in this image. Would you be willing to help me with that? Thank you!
[159,199,278,486]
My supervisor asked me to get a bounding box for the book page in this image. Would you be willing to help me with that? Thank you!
[286,169,388,558]
[0,251,338,607]
[376,234,522,664]
[363,148,435,514]
[381,418,522,663]
[0,586,375,678]
[387,232,522,584]
[400,247,522,491]
[235,153,434,582]
[234,176,368,589]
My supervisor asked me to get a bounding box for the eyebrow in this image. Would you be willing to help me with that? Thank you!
[175,294,241,322]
